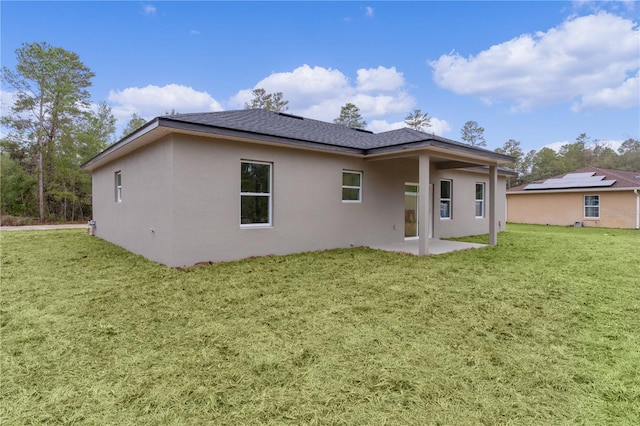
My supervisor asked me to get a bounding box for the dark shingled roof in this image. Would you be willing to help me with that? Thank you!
[161,109,506,158]
[163,109,376,149]
[83,109,514,170]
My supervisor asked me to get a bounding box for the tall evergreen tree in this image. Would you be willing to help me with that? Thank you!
[495,139,527,188]
[2,42,95,222]
[244,88,289,112]
[404,109,432,131]
[529,147,563,182]
[121,113,147,138]
[334,103,367,129]
[1,42,113,222]
[558,133,593,171]
[460,120,486,147]
[616,138,640,171]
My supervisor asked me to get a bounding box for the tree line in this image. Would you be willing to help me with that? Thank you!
[2,42,638,223]
[1,42,117,223]
[0,43,185,223]
[495,134,640,188]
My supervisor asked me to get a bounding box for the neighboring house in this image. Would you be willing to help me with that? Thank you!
[82,109,513,267]
[507,167,640,229]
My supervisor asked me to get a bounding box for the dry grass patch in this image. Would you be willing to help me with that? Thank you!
[1,224,639,424]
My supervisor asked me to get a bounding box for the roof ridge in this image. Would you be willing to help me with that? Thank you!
[153,109,512,160]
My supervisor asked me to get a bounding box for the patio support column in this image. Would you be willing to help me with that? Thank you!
[418,153,430,255]
[489,165,498,246]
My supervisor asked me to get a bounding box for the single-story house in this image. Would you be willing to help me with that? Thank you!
[82,109,514,267]
[507,167,640,229]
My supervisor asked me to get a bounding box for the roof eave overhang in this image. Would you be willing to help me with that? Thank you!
[162,119,367,155]
[365,140,514,165]
[82,118,163,171]
[82,118,366,171]
[82,117,515,172]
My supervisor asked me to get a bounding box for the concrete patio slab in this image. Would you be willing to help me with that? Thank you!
[370,238,486,255]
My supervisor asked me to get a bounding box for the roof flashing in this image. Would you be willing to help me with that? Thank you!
[276,112,304,120]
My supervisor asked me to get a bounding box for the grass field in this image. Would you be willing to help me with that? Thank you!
[1,224,639,425]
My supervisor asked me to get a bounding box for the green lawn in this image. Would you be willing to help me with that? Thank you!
[1,224,639,425]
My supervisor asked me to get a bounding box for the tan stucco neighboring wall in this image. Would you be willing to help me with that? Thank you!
[507,190,638,229]
[92,133,508,266]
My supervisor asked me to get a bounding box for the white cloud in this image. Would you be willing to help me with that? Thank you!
[573,70,639,111]
[108,84,223,122]
[231,64,350,108]
[431,12,640,111]
[142,4,156,15]
[356,66,405,92]
[190,30,200,36]
[365,6,374,18]
[572,0,637,16]
[368,120,405,133]
[229,64,415,123]
[425,117,451,136]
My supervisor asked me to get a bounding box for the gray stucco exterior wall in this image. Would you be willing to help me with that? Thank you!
[92,133,506,267]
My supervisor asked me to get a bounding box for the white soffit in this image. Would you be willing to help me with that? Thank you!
[524,172,617,190]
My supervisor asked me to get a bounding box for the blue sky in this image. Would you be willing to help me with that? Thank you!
[1,1,638,153]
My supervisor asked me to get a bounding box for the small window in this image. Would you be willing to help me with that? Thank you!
[115,171,122,203]
[440,179,452,219]
[342,171,362,203]
[584,195,599,218]
[241,161,272,227]
[475,183,485,218]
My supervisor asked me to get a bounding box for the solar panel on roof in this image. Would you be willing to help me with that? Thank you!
[562,172,596,179]
[525,180,616,190]
[524,172,616,190]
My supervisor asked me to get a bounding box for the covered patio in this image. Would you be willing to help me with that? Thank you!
[367,146,510,255]
[370,238,487,256]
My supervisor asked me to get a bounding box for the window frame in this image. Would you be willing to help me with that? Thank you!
[240,160,273,228]
[342,170,362,203]
[584,194,600,219]
[115,171,122,203]
[440,179,452,219]
[475,182,485,218]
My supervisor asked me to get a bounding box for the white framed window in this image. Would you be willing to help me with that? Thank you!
[584,195,599,218]
[240,161,272,227]
[342,170,362,203]
[440,179,452,219]
[475,183,485,218]
[115,171,122,203]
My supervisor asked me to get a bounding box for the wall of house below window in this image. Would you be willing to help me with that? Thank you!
[91,136,176,266]
[91,132,509,266]
[430,169,507,238]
